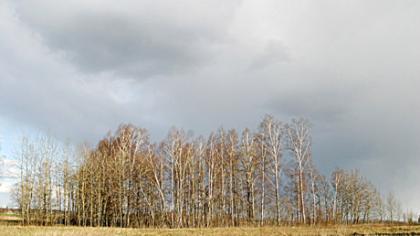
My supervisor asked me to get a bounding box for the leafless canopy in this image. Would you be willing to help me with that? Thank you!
[13,116,400,227]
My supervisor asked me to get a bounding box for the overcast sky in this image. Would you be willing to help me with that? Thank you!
[1,0,420,211]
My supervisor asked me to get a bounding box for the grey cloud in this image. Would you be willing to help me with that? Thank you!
[0,3,154,142]
[11,0,241,79]
[249,40,290,70]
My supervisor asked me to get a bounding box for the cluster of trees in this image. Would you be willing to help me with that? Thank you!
[13,116,405,227]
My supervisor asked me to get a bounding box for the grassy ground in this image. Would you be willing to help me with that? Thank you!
[0,225,420,236]
[0,214,21,225]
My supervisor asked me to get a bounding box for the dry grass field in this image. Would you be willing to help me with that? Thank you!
[0,225,419,236]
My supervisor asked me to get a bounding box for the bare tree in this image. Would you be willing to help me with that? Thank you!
[260,115,284,224]
[331,168,344,223]
[11,116,397,228]
[254,132,267,226]
[226,129,239,226]
[286,118,312,224]
[386,192,398,222]
[239,128,258,223]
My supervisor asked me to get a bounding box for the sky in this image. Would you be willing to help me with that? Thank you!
[0,0,420,212]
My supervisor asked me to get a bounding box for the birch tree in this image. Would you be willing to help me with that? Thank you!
[286,118,312,224]
[260,115,284,224]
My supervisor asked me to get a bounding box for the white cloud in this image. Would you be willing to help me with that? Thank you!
[0,159,18,193]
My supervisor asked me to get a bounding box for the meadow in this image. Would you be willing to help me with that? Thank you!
[0,225,420,236]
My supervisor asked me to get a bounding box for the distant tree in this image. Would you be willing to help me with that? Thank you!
[386,192,398,222]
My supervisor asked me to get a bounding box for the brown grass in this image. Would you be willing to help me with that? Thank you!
[0,216,21,221]
[0,224,419,236]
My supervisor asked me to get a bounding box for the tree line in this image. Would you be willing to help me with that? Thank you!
[12,115,407,227]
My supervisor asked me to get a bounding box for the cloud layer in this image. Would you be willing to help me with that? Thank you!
[1,0,420,211]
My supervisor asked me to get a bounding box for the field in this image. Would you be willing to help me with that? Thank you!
[0,225,420,236]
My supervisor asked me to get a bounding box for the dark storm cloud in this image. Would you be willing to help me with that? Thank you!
[1,0,420,212]
[0,2,151,141]
[11,0,240,78]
